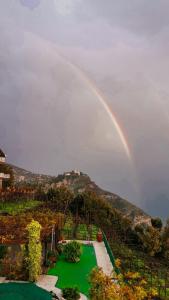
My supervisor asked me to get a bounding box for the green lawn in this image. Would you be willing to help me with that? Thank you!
[0,200,41,215]
[48,244,97,296]
[0,283,51,300]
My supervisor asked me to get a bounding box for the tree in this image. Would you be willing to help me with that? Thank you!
[62,287,80,300]
[47,186,73,214]
[0,245,7,259]
[89,267,120,300]
[89,267,158,300]
[63,241,82,263]
[135,224,161,256]
[151,217,163,230]
[162,219,169,260]
[27,220,42,282]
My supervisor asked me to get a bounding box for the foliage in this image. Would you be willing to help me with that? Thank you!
[70,191,125,231]
[89,266,158,300]
[76,223,88,240]
[62,217,74,239]
[63,241,82,263]
[62,287,80,300]
[162,219,169,260]
[0,210,64,244]
[135,224,161,256]
[47,186,73,214]
[0,200,41,215]
[21,244,29,280]
[0,245,7,259]
[27,220,42,282]
[151,218,163,230]
[110,237,169,298]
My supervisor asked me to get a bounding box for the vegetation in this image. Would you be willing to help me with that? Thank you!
[1,172,169,298]
[63,241,82,263]
[0,245,7,259]
[62,287,80,300]
[27,220,42,282]
[48,244,97,296]
[89,266,158,300]
[47,186,73,214]
[0,200,41,215]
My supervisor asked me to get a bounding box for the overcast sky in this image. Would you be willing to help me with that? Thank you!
[1,0,169,220]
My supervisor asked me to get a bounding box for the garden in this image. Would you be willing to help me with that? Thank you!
[48,241,97,296]
[0,200,41,215]
[61,217,99,241]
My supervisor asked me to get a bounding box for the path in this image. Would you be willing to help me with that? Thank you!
[93,241,113,275]
[37,275,87,300]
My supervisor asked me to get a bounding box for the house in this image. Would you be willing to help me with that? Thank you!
[0,149,10,190]
[73,169,81,176]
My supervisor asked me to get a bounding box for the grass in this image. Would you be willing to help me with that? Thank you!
[0,200,41,215]
[48,244,97,296]
[0,283,51,300]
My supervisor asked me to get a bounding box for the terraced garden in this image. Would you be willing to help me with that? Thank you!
[0,200,41,215]
[61,217,99,241]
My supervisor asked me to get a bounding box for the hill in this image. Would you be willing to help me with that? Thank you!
[9,164,54,185]
[10,164,150,225]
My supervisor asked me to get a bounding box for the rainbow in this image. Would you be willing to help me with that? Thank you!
[59,55,131,160]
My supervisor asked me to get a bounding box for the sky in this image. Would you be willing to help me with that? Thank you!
[0,0,169,220]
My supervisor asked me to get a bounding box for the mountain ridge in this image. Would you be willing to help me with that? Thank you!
[10,164,151,225]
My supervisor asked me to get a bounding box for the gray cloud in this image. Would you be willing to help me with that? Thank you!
[1,1,169,220]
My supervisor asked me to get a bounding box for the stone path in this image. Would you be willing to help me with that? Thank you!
[36,275,87,300]
[0,277,6,283]
[0,241,112,300]
[93,241,113,275]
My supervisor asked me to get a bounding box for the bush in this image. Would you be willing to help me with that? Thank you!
[0,245,7,259]
[62,287,80,300]
[151,218,163,230]
[63,241,82,263]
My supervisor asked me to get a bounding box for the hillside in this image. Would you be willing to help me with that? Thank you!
[9,164,54,185]
[10,164,150,225]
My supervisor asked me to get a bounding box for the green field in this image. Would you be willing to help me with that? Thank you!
[48,244,97,296]
[0,200,41,215]
[0,283,51,300]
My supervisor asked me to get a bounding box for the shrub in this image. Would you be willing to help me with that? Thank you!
[151,218,163,230]
[27,220,42,282]
[63,241,82,263]
[0,245,7,259]
[62,287,80,300]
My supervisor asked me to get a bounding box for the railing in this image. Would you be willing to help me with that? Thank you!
[102,231,120,274]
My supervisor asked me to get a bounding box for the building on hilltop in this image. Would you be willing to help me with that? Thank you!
[73,169,80,176]
[64,170,81,177]
[0,149,10,190]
